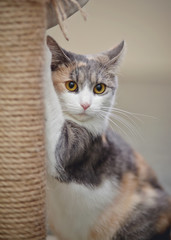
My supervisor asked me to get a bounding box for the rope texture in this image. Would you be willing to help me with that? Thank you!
[0,1,46,239]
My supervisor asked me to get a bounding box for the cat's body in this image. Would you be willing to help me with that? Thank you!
[45,36,171,240]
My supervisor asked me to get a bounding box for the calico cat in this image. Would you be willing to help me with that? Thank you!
[45,36,171,240]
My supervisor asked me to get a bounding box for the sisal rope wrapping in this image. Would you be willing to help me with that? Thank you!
[0,1,46,239]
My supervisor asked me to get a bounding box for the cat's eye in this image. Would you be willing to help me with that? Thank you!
[93,83,106,94]
[65,81,78,92]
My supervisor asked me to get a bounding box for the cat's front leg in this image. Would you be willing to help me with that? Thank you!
[44,43,64,177]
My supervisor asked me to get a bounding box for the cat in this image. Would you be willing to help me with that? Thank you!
[44,35,171,240]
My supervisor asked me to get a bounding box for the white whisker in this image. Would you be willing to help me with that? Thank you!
[98,112,130,139]
[113,107,156,120]
[110,112,143,140]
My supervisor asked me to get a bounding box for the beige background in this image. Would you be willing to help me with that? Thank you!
[47,0,171,193]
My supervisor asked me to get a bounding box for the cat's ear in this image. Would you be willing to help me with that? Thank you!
[98,41,125,72]
[47,35,71,70]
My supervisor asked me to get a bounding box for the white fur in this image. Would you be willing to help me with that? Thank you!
[47,176,118,240]
[44,45,65,177]
[58,84,115,136]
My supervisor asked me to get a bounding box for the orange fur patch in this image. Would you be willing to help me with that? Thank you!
[102,134,107,145]
[156,213,170,233]
[156,196,171,233]
[134,152,151,180]
[49,221,67,240]
[89,173,141,240]
[52,64,75,93]
[134,152,163,206]
[77,61,87,67]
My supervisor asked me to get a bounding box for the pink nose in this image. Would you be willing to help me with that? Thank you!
[81,103,90,110]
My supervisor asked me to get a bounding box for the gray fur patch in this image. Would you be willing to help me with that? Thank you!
[55,120,137,186]
[113,191,171,240]
[70,59,117,92]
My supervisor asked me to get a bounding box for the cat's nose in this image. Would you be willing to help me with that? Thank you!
[81,103,90,110]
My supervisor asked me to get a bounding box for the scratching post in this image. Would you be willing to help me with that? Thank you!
[0,0,46,239]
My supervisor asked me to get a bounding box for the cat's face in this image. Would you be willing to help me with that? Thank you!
[51,59,117,123]
[47,36,125,134]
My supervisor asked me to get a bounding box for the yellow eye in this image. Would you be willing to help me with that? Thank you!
[94,83,106,94]
[65,81,78,92]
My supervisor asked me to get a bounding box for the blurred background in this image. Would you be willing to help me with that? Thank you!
[47,0,171,193]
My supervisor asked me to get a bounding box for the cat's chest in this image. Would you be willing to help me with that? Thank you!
[47,176,118,240]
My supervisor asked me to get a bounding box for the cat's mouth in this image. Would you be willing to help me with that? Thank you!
[77,112,87,116]
[76,112,92,121]
[68,112,92,122]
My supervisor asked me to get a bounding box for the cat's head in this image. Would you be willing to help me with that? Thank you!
[47,36,125,135]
